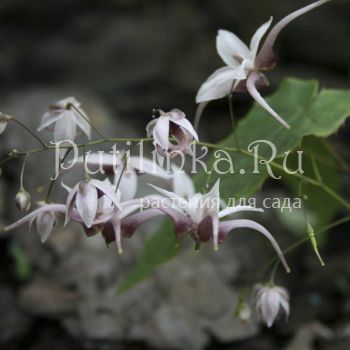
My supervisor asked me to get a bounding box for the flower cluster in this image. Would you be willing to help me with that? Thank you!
[0,0,331,329]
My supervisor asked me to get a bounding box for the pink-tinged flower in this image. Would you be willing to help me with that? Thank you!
[4,202,66,243]
[0,114,8,135]
[146,109,199,156]
[71,152,172,201]
[254,284,290,327]
[146,179,290,273]
[65,178,121,229]
[38,97,91,142]
[196,0,330,128]
[63,178,145,253]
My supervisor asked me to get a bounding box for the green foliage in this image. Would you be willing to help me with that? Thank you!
[119,78,350,292]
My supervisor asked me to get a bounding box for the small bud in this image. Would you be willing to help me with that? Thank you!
[15,190,31,212]
[253,283,290,327]
[238,303,252,323]
[0,114,9,135]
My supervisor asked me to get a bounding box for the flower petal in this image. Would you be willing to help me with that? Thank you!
[121,208,165,238]
[256,0,330,69]
[76,181,99,228]
[37,112,61,131]
[36,211,56,243]
[4,204,65,231]
[114,167,138,201]
[169,114,199,142]
[54,111,77,141]
[73,108,91,139]
[90,178,122,210]
[129,156,172,179]
[218,219,290,273]
[246,72,290,129]
[218,205,263,219]
[196,66,242,103]
[172,165,195,199]
[249,17,273,61]
[216,29,250,66]
[153,116,170,150]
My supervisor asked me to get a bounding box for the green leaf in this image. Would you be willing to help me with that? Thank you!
[118,220,180,293]
[281,137,340,229]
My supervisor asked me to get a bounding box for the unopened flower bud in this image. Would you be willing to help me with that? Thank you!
[238,302,252,323]
[15,190,31,212]
[253,283,290,327]
[0,114,9,135]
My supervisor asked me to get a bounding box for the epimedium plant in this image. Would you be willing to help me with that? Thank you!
[1,0,349,328]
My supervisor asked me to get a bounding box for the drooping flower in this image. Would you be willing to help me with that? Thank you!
[146,109,198,157]
[196,0,330,128]
[142,179,290,273]
[63,178,145,253]
[253,284,290,327]
[4,202,66,243]
[38,97,91,142]
[65,178,121,229]
[0,114,9,135]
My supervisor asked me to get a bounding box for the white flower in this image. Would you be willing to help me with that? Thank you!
[65,178,121,229]
[38,97,91,142]
[254,284,290,327]
[196,0,330,128]
[147,179,290,273]
[4,202,65,243]
[146,109,198,156]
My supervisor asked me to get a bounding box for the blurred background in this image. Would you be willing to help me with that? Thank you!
[0,0,350,349]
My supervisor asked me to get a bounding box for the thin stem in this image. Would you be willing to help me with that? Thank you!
[310,155,323,183]
[7,117,47,148]
[115,142,136,192]
[45,148,72,202]
[19,153,29,190]
[260,215,350,277]
[269,261,280,285]
[228,80,239,148]
[69,104,107,139]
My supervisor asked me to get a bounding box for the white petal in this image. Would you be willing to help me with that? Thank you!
[76,181,98,228]
[261,289,280,327]
[36,211,56,243]
[172,165,195,199]
[249,17,273,61]
[37,112,61,131]
[169,115,199,141]
[218,205,263,219]
[54,111,77,141]
[115,168,138,201]
[196,67,243,103]
[216,29,250,66]
[5,204,65,231]
[246,72,290,129]
[148,184,188,211]
[145,119,157,137]
[153,116,170,150]
[129,156,172,179]
[73,108,91,139]
[90,179,122,210]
